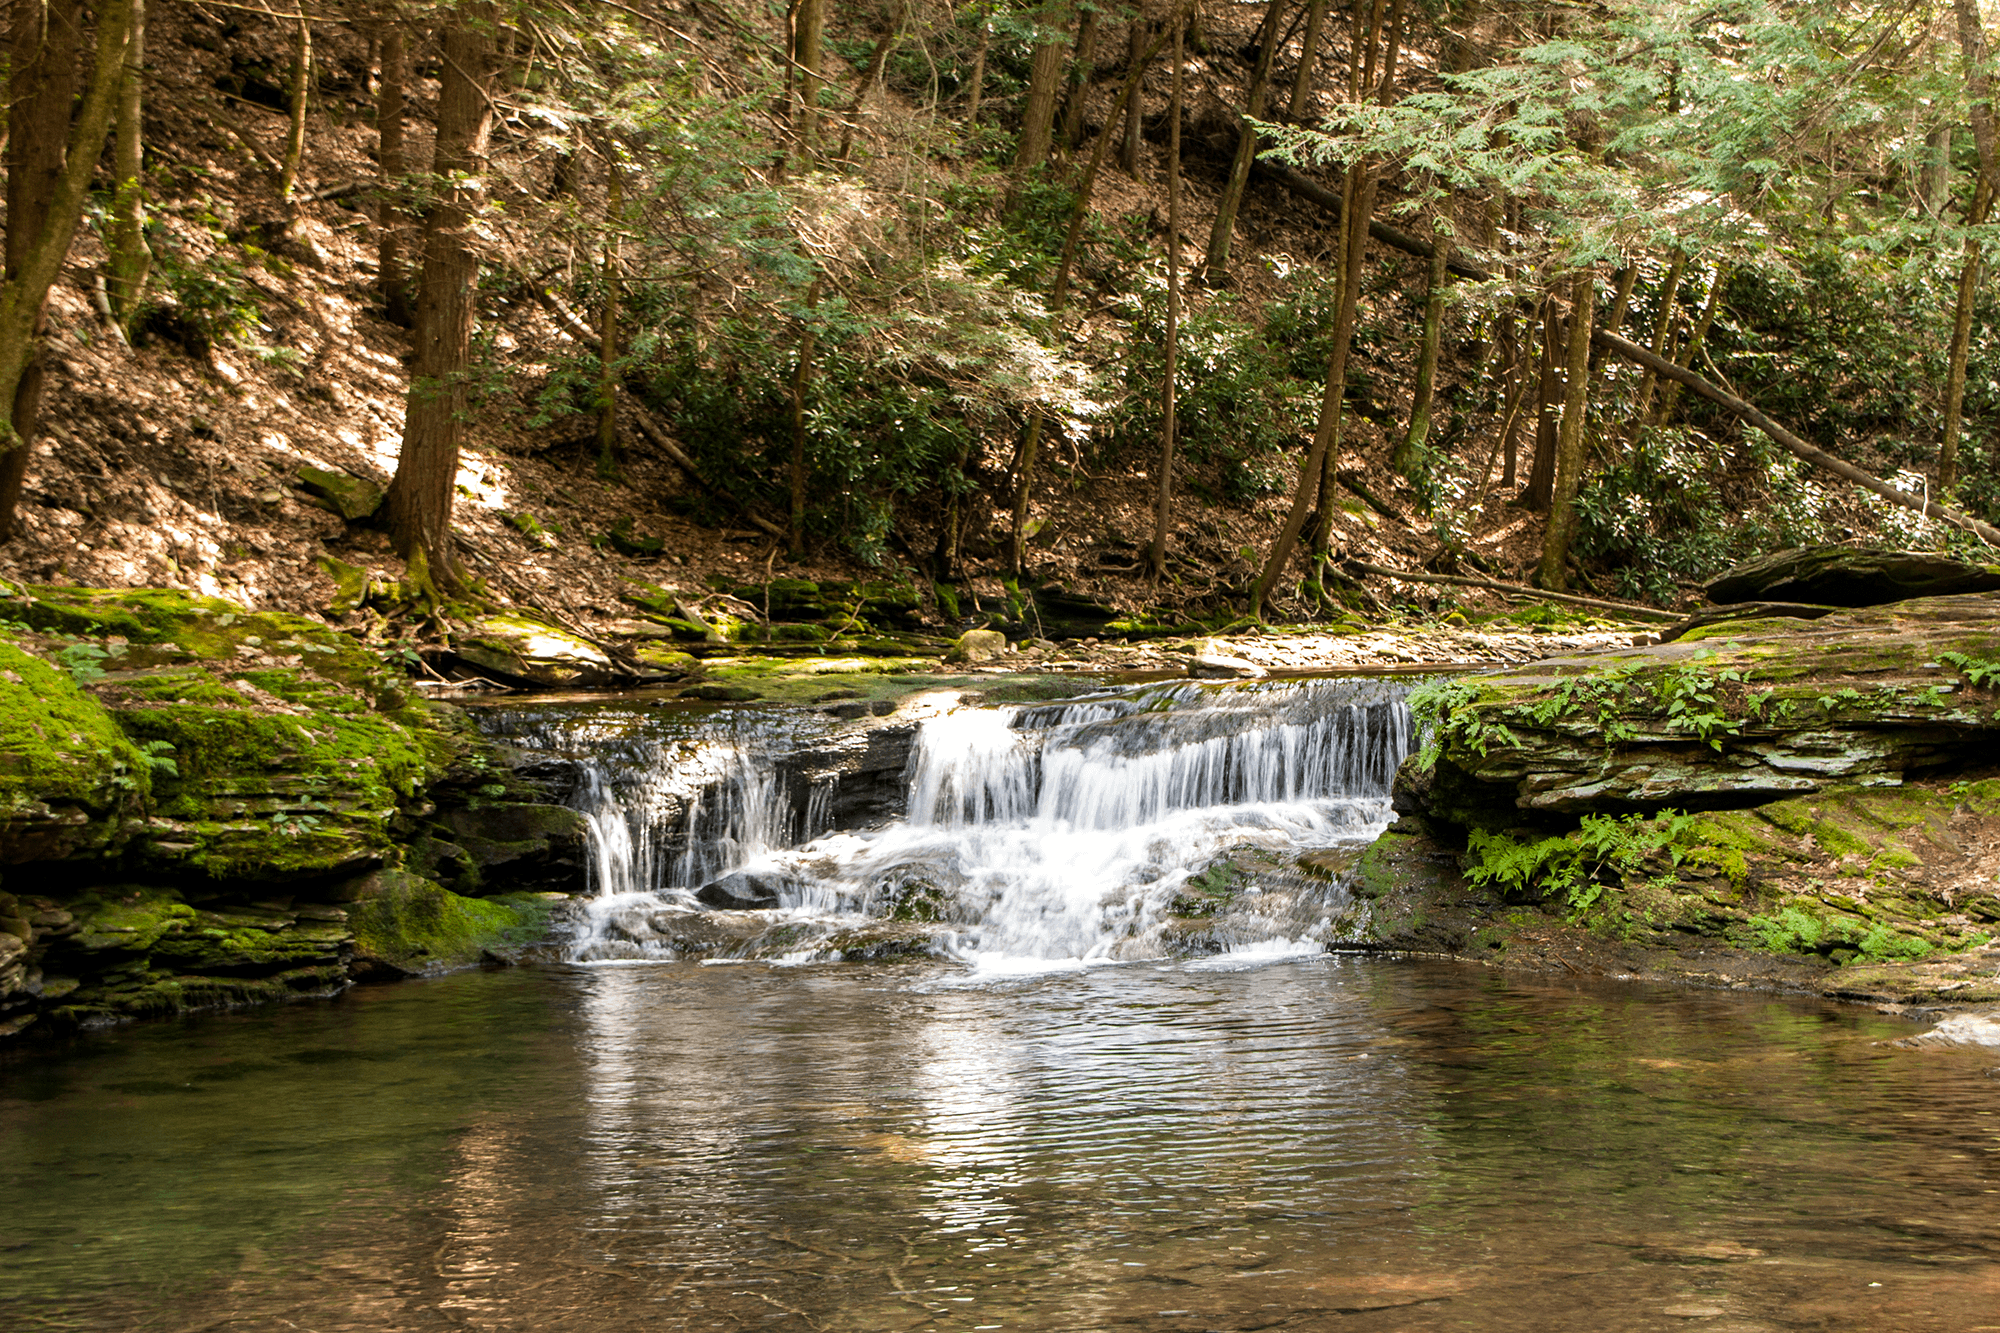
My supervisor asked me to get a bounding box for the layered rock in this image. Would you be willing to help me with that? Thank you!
[0,586,583,1039]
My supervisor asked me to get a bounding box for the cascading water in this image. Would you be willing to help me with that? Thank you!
[483,678,1414,968]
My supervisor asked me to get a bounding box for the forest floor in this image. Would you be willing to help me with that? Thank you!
[0,2,1693,674]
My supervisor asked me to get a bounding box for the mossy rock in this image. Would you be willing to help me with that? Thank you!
[457,615,620,687]
[297,466,385,521]
[0,636,150,823]
[346,870,556,976]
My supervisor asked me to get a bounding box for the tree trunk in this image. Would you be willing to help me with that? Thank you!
[0,0,134,541]
[279,11,311,197]
[789,276,825,560]
[1536,271,1595,591]
[1199,0,1285,278]
[106,0,149,326]
[837,0,906,161]
[1285,0,1328,119]
[384,11,497,591]
[1308,163,1377,564]
[1627,250,1684,434]
[1522,297,1559,509]
[595,156,624,480]
[1500,316,1533,489]
[794,0,826,150]
[1007,2,1071,206]
[964,22,989,124]
[377,23,411,325]
[1055,5,1099,155]
[1147,17,1185,580]
[1654,265,1726,424]
[1938,180,1991,492]
[1118,19,1146,172]
[1394,203,1449,474]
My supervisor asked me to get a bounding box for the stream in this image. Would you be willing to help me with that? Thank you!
[2,681,1997,1331]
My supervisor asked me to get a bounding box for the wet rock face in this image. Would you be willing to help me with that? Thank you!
[1704,545,2000,607]
[695,870,792,910]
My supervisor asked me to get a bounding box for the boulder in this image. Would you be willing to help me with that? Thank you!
[296,466,385,521]
[1187,639,1267,679]
[457,615,620,687]
[695,869,792,910]
[683,682,759,702]
[438,803,589,892]
[945,629,1010,664]
[1704,545,2000,608]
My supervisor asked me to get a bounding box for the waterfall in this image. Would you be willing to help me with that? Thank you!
[485,678,1415,966]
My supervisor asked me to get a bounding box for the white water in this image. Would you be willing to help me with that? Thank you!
[509,679,1414,967]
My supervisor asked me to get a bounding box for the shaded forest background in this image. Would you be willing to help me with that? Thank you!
[1,0,1997,643]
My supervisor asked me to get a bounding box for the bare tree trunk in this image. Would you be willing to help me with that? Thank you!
[384,10,497,592]
[107,0,149,326]
[1500,316,1533,488]
[377,23,411,325]
[964,20,990,123]
[794,0,826,151]
[1307,163,1376,562]
[1522,296,1559,509]
[789,276,825,560]
[1055,4,1100,155]
[1394,201,1448,475]
[1285,0,1328,119]
[1941,0,1998,491]
[0,0,134,541]
[279,10,311,197]
[1536,271,1595,590]
[1200,0,1285,278]
[1007,2,1072,206]
[1147,17,1185,580]
[1117,19,1145,172]
[595,156,624,480]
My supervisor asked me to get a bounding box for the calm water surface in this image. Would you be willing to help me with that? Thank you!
[3,958,1997,1332]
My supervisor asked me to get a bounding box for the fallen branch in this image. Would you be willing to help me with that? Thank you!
[1336,469,1409,524]
[1347,560,1680,622]
[1591,328,2000,548]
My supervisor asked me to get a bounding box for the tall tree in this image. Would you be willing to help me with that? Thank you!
[596,152,624,480]
[1940,0,1998,492]
[1536,270,1596,590]
[0,0,136,540]
[106,0,149,326]
[1055,2,1100,154]
[279,9,312,197]
[383,11,498,590]
[793,0,827,149]
[377,21,411,324]
[1199,0,1285,278]
[1147,16,1185,579]
[1008,1,1073,206]
[1285,0,1328,119]
[1394,193,1449,476]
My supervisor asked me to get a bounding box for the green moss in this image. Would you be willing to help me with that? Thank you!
[347,871,555,974]
[0,637,150,810]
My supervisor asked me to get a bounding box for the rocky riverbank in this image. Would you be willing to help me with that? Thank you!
[1341,591,2000,1021]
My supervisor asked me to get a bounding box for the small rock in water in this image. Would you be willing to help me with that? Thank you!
[1187,638,1267,679]
[683,683,760,702]
[695,870,791,911]
[1892,1013,2000,1049]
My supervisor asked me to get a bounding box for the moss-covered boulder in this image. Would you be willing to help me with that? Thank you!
[1704,544,2000,607]
[457,615,621,687]
[346,870,558,976]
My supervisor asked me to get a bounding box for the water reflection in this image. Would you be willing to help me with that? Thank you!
[2,960,1997,1331]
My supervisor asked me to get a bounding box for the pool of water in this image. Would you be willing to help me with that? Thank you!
[3,958,1997,1332]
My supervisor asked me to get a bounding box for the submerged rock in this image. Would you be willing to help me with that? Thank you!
[695,869,793,910]
[1704,545,2000,607]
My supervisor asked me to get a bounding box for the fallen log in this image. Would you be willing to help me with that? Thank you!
[1347,560,1681,622]
[1591,329,2000,548]
[1255,162,1494,280]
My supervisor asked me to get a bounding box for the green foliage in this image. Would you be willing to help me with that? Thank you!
[1466,811,1697,921]
[1938,651,2000,690]
[1407,676,1516,769]
[1744,904,1936,963]
[1656,649,1747,750]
